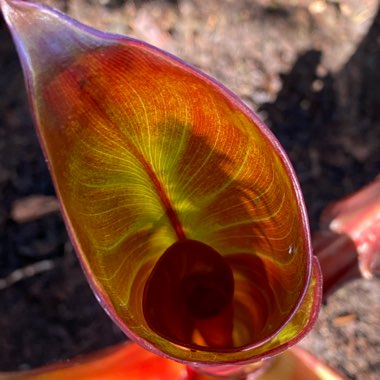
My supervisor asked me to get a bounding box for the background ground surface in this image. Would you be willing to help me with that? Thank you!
[0,0,379,379]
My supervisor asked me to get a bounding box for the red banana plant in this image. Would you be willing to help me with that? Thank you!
[2,0,377,379]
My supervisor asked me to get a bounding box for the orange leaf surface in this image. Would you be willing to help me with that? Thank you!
[0,343,345,380]
[0,343,188,380]
[1,0,322,366]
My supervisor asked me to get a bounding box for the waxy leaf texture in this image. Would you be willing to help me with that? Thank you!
[1,0,322,366]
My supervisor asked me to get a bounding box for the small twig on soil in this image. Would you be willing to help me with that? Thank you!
[11,195,60,223]
[0,260,56,290]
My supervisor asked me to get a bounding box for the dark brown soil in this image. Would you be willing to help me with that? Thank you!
[0,1,379,379]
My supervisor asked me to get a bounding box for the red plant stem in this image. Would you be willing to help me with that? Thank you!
[313,177,380,298]
[312,231,361,298]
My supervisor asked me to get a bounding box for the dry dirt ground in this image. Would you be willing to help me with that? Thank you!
[0,0,379,379]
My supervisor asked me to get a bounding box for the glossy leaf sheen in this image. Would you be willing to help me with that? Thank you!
[1,0,321,365]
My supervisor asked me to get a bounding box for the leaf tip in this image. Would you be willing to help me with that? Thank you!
[1,0,110,85]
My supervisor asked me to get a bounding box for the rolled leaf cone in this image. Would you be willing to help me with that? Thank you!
[1,0,322,368]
